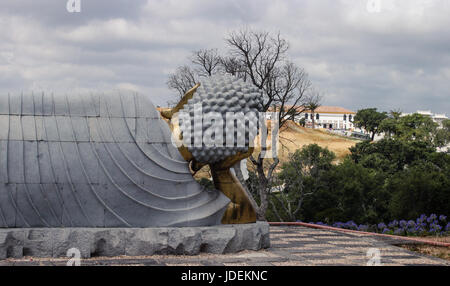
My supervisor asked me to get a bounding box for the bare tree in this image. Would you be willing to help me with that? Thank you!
[220,56,247,79]
[226,29,288,97]
[304,89,322,129]
[166,28,317,221]
[226,29,312,220]
[191,49,222,77]
[270,62,312,128]
[166,49,221,104]
[269,173,312,222]
[166,65,198,99]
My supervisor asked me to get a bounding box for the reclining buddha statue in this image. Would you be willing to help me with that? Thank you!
[0,74,263,227]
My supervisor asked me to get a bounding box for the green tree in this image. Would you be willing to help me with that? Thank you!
[443,118,450,130]
[299,117,306,127]
[302,136,448,224]
[270,144,335,221]
[387,161,450,219]
[300,158,389,224]
[379,117,398,138]
[349,138,435,173]
[267,109,450,225]
[381,113,449,148]
[393,113,438,145]
[353,108,388,141]
[435,119,450,148]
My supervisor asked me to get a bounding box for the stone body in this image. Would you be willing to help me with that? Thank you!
[0,92,229,227]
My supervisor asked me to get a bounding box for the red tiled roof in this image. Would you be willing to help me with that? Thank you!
[307,106,356,114]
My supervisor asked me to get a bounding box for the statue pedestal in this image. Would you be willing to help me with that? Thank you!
[0,222,270,259]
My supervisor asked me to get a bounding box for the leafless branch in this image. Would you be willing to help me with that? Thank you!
[166,65,198,99]
[192,49,222,77]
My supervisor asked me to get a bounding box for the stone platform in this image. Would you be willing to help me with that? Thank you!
[0,222,270,260]
[2,225,447,266]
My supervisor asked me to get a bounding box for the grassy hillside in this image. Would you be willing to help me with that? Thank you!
[275,121,359,163]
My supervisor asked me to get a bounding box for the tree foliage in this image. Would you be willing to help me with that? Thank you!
[353,108,388,141]
[379,113,447,148]
[269,144,335,221]
[271,110,450,224]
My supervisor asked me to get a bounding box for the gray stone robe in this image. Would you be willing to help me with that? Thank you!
[0,92,229,227]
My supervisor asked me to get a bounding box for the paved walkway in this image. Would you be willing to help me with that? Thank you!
[1,226,449,266]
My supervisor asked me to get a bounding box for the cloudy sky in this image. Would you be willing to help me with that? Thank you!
[0,0,449,113]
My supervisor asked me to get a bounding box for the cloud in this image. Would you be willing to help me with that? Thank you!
[0,0,449,114]
[0,0,147,26]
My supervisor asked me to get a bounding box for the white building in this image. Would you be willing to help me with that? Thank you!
[300,106,357,130]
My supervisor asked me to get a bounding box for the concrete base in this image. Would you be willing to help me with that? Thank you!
[0,222,270,259]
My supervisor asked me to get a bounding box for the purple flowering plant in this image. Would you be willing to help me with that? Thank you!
[302,214,449,237]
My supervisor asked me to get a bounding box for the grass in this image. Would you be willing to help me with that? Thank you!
[275,121,359,163]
